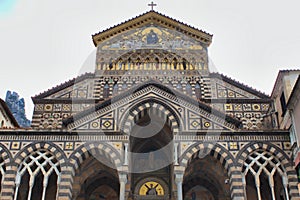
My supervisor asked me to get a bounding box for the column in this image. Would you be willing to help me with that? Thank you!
[175,173,184,200]
[268,176,276,200]
[124,143,128,165]
[119,173,127,200]
[282,176,290,200]
[174,142,179,165]
[254,175,261,200]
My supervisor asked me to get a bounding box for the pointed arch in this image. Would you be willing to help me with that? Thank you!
[195,82,201,99]
[12,142,65,200]
[237,142,298,200]
[103,82,110,99]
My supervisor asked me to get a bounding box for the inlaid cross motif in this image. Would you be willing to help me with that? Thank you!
[65,142,74,150]
[148,1,157,10]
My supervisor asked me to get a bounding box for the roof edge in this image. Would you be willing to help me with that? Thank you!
[32,72,95,102]
[210,72,270,99]
[92,10,212,47]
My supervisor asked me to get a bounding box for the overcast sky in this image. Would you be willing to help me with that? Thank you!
[1,0,300,119]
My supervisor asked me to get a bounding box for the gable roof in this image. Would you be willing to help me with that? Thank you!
[32,73,95,102]
[0,98,19,128]
[271,69,300,98]
[92,10,212,47]
[63,80,241,129]
[210,72,270,99]
[287,75,300,109]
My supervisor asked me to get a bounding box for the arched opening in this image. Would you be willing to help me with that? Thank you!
[72,152,120,200]
[195,82,201,99]
[103,83,109,99]
[113,82,119,96]
[243,149,289,200]
[14,149,61,200]
[186,83,193,96]
[129,106,174,199]
[183,152,230,200]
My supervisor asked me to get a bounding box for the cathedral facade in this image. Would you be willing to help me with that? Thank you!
[0,11,299,200]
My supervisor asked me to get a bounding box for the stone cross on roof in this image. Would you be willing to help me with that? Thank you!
[148,1,157,11]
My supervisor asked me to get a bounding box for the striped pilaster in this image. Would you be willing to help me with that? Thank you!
[57,165,74,200]
[1,164,16,200]
[228,167,245,200]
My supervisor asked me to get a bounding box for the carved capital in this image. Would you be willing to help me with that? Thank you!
[119,173,128,183]
[175,173,184,184]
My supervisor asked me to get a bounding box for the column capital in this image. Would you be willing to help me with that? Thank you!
[175,173,184,184]
[119,173,128,183]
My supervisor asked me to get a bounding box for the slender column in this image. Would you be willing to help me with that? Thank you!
[119,173,127,200]
[27,176,35,200]
[268,176,276,200]
[14,175,21,200]
[41,176,49,200]
[175,173,183,200]
[124,143,128,165]
[282,176,290,200]
[255,175,261,200]
[174,142,179,165]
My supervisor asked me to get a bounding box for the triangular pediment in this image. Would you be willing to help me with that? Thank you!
[64,81,241,132]
[92,11,212,47]
[210,73,270,99]
[32,73,95,101]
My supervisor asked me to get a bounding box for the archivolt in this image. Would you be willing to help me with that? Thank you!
[121,99,181,135]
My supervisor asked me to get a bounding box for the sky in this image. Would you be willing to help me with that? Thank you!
[0,0,300,119]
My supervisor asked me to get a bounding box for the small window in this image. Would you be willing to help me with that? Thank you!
[182,59,187,70]
[103,83,110,99]
[186,83,193,96]
[195,83,201,99]
[280,92,287,114]
[176,83,182,91]
[1,120,4,128]
[113,83,118,96]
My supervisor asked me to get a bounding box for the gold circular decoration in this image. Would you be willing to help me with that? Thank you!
[228,91,235,97]
[204,122,211,128]
[252,104,261,111]
[44,104,53,111]
[139,181,164,196]
[91,122,99,128]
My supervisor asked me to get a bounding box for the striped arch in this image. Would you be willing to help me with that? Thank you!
[65,142,123,199]
[179,142,241,199]
[1,142,66,200]
[13,142,66,166]
[179,142,234,172]
[236,142,299,199]
[121,99,181,135]
[0,143,12,164]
